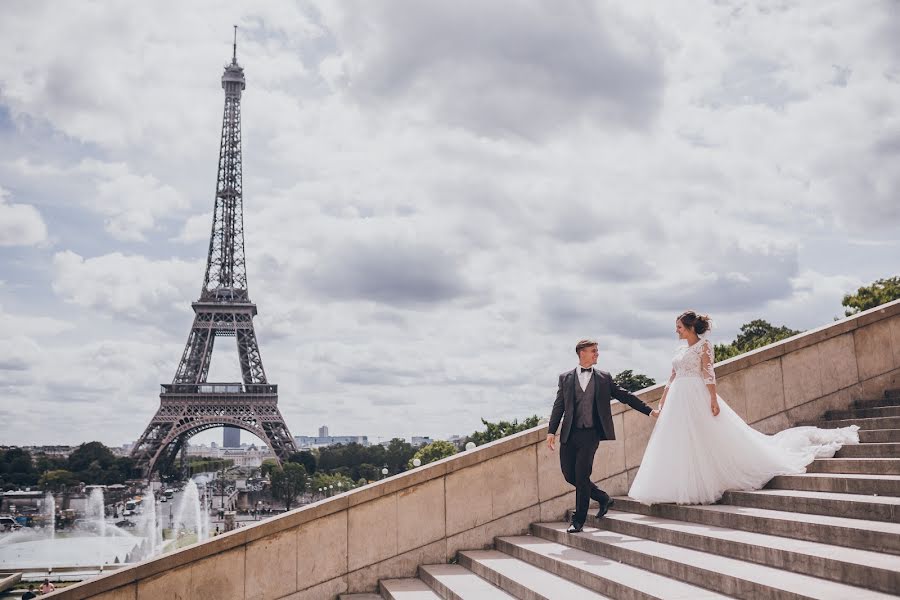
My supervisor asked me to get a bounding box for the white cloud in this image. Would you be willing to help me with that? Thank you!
[11,158,189,241]
[327,1,665,140]
[0,186,48,246]
[51,250,199,321]
[0,1,898,446]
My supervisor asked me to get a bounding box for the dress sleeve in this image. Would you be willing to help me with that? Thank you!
[700,339,716,385]
[663,368,676,390]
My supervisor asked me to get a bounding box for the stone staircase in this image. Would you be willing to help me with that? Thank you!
[341,389,900,599]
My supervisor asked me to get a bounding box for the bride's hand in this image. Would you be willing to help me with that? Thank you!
[710,399,720,417]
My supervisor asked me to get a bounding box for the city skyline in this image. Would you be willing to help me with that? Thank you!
[1,2,898,448]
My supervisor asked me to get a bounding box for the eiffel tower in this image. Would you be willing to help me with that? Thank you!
[132,29,297,478]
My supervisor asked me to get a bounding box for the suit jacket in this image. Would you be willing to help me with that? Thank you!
[548,368,653,444]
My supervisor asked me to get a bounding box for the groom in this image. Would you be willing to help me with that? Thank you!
[548,339,658,533]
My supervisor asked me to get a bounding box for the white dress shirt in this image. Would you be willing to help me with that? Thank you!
[577,366,594,392]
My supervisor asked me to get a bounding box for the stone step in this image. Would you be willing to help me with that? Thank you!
[494,535,730,600]
[457,549,612,599]
[854,396,900,410]
[887,388,900,398]
[800,415,900,429]
[860,429,900,443]
[836,442,900,458]
[531,523,898,600]
[827,405,900,420]
[380,578,443,600]
[722,488,900,522]
[766,472,900,495]
[341,595,385,600]
[597,497,900,554]
[587,510,900,594]
[418,564,514,599]
[806,457,900,475]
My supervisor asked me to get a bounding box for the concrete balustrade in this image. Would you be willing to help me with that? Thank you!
[47,299,900,600]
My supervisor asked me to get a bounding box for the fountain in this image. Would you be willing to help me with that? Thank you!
[44,493,56,540]
[0,478,211,573]
[0,487,139,571]
[144,488,160,557]
[172,479,208,544]
[86,488,107,539]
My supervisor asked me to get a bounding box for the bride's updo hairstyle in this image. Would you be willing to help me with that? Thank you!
[678,310,712,335]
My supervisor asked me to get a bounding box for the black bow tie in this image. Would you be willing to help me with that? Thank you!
[580,367,593,374]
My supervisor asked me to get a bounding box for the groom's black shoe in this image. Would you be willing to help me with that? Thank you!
[566,521,584,533]
[596,497,615,519]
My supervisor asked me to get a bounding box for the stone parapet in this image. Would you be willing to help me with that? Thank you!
[47,299,900,599]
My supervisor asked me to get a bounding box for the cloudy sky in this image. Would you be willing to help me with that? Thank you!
[1,1,898,448]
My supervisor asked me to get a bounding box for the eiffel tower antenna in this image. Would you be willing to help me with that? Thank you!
[232,25,238,64]
[132,31,297,478]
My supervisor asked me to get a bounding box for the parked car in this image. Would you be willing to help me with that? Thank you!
[0,516,21,531]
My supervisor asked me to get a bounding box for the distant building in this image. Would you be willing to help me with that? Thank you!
[294,434,368,449]
[21,445,75,458]
[318,425,329,438]
[411,436,434,447]
[221,446,273,468]
[447,435,465,449]
[223,427,241,448]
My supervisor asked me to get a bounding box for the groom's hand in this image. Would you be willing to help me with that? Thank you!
[546,434,556,451]
[650,409,660,418]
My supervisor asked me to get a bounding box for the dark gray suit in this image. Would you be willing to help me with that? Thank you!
[549,368,653,525]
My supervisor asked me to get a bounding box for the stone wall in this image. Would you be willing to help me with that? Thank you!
[48,299,900,600]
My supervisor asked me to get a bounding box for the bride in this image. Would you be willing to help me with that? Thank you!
[628,310,859,505]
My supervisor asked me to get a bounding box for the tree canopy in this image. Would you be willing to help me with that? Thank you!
[287,450,317,475]
[270,462,308,511]
[466,416,541,447]
[713,319,802,362]
[842,276,900,316]
[39,469,79,492]
[613,370,656,392]
[0,448,39,488]
[409,440,457,468]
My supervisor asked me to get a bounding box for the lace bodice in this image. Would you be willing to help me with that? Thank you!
[671,338,716,384]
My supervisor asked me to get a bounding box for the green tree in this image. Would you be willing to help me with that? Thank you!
[287,451,317,475]
[384,438,415,474]
[308,472,355,495]
[260,458,280,477]
[842,276,900,316]
[408,441,457,469]
[35,454,67,474]
[39,469,79,492]
[713,319,802,362]
[67,442,116,471]
[270,463,308,511]
[466,416,541,447]
[0,448,39,487]
[613,370,656,392]
[356,463,380,482]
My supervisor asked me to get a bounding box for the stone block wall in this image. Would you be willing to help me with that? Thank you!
[48,299,900,599]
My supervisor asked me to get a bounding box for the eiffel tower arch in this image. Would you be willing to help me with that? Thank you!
[132,29,297,478]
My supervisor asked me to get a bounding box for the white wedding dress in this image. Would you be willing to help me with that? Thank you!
[629,337,859,505]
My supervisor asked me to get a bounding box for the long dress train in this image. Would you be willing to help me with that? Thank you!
[629,338,859,505]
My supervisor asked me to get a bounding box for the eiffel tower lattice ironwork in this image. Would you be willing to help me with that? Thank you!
[132,29,297,477]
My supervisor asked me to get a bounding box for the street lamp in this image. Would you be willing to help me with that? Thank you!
[412,458,422,468]
[328,484,334,497]
[381,467,389,479]
[465,442,476,451]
